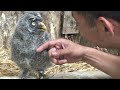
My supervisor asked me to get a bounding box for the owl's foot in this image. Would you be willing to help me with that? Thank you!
[38,69,48,79]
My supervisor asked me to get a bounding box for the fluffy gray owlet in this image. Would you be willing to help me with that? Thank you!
[10,11,52,79]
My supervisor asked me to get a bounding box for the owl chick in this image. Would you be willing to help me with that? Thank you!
[10,11,52,79]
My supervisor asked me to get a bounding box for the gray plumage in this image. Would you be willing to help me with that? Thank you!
[10,11,52,79]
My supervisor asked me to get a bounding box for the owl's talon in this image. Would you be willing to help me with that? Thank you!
[38,69,48,79]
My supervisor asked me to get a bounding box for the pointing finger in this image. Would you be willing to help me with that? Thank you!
[36,40,57,52]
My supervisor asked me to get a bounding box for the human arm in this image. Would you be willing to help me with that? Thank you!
[36,38,120,78]
[83,47,120,79]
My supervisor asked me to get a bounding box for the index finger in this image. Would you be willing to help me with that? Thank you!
[36,40,57,52]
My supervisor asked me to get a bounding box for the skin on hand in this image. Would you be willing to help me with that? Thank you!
[36,38,86,65]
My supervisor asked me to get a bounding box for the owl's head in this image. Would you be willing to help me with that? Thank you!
[17,11,47,34]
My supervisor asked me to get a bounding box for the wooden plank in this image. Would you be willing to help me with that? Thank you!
[40,11,61,39]
[48,70,112,79]
[62,11,79,34]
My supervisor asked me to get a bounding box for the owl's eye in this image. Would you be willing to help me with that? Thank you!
[32,22,36,26]
[32,18,36,21]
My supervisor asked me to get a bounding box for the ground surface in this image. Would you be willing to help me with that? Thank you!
[0,47,111,79]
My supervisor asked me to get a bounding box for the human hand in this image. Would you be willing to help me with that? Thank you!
[36,38,87,65]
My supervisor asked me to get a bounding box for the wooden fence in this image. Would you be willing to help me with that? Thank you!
[0,11,119,55]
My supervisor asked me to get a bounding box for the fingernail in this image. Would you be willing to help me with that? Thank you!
[36,49,39,52]
[52,48,56,51]
[36,48,41,52]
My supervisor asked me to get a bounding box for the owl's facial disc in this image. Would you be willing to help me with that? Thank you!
[27,13,47,33]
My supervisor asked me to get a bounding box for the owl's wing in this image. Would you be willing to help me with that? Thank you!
[11,37,36,59]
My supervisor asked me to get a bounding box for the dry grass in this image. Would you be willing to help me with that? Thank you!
[0,47,97,77]
[0,47,20,76]
[45,62,97,75]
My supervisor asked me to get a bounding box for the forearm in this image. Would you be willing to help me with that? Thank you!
[82,47,120,79]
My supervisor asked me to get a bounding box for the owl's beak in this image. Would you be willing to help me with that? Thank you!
[39,22,47,32]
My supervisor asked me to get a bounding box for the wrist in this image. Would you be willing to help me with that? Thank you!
[82,46,95,61]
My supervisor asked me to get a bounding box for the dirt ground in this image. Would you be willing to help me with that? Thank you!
[0,47,97,77]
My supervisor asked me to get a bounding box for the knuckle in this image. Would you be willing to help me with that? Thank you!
[57,50,61,56]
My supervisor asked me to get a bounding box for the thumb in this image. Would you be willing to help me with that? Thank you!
[51,48,69,57]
